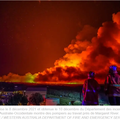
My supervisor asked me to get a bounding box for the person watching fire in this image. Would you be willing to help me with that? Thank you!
[82,71,100,105]
[104,65,120,105]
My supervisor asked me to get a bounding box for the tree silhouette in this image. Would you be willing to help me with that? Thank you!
[7,93,22,105]
[29,93,44,105]
[20,95,28,105]
[0,100,3,105]
[7,93,28,105]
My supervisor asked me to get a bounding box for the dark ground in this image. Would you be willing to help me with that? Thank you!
[0,82,109,105]
[46,84,109,105]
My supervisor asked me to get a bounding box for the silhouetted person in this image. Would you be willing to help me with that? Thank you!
[104,65,120,105]
[82,71,100,105]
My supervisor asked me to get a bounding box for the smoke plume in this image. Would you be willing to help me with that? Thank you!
[36,12,120,84]
[1,12,120,84]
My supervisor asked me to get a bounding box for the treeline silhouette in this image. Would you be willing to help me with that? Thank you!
[0,92,44,105]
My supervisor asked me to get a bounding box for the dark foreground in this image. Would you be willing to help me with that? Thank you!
[0,82,109,105]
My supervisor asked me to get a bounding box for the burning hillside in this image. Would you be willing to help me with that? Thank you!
[1,12,120,85]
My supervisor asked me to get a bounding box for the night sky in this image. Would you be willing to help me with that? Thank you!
[0,1,120,77]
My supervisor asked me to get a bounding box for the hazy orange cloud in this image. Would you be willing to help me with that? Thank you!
[1,12,120,85]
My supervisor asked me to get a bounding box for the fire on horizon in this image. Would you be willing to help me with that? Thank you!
[0,2,120,85]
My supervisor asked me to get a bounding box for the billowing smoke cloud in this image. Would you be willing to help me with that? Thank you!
[54,25,97,68]
[35,12,120,84]
[0,73,38,83]
[1,12,120,84]
[35,67,87,84]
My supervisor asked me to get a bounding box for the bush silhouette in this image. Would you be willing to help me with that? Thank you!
[29,93,44,105]
[7,93,28,105]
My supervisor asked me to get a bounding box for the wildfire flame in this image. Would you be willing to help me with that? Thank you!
[1,12,120,85]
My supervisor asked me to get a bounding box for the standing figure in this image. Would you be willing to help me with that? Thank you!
[82,71,100,105]
[104,65,120,105]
